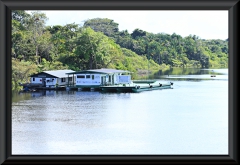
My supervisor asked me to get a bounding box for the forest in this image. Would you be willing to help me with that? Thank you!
[12,11,228,91]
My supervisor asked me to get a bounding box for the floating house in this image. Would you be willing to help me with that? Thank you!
[66,68,173,92]
[20,68,173,93]
[30,70,75,88]
[66,68,131,89]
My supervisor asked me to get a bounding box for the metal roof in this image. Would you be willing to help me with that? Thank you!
[31,70,74,78]
[44,70,75,78]
[66,68,131,75]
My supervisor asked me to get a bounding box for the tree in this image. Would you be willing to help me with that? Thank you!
[26,11,49,64]
[12,59,38,91]
[12,10,31,31]
[84,18,119,38]
[12,10,31,60]
[60,27,123,70]
[131,28,146,39]
[11,11,229,83]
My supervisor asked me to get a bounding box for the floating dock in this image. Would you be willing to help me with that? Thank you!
[19,80,173,93]
[100,81,173,93]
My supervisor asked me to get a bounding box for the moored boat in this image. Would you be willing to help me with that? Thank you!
[132,80,157,84]
[100,81,173,93]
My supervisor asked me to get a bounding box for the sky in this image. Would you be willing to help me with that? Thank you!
[27,10,228,40]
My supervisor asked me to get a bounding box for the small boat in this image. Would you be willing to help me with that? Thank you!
[210,70,216,77]
[132,81,173,92]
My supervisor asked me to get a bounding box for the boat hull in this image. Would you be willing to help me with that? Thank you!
[132,84,172,92]
[132,80,156,84]
[100,82,173,93]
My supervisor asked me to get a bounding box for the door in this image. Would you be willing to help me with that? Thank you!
[112,75,114,85]
[101,76,104,85]
[42,78,46,87]
[101,76,106,85]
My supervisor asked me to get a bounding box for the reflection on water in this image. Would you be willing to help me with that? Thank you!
[155,68,227,75]
[12,68,228,155]
[153,68,228,81]
[12,92,32,103]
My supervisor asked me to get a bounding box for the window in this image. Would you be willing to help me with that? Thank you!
[32,78,35,81]
[92,75,94,80]
[86,75,90,78]
[109,75,111,82]
[68,77,72,81]
[77,75,85,78]
[61,78,65,82]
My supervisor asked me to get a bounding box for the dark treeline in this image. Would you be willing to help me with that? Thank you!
[12,11,228,91]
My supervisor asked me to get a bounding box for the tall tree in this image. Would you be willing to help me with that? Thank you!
[60,27,123,70]
[83,18,119,38]
[131,28,147,39]
[26,11,49,64]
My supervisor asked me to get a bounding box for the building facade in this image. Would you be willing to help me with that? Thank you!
[66,68,131,88]
[30,70,75,88]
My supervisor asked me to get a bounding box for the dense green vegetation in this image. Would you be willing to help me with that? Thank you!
[12,11,228,91]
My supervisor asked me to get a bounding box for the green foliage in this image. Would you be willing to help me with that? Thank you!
[39,58,69,71]
[131,29,147,39]
[12,59,38,91]
[83,18,119,38]
[121,48,167,79]
[11,12,228,91]
[57,27,124,70]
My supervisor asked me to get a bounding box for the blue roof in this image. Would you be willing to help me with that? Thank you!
[66,68,131,74]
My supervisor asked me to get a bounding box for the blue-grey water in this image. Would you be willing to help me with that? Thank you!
[12,68,228,155]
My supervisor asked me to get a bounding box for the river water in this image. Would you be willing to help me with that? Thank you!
[12,68,228,155]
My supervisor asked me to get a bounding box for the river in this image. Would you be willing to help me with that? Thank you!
[12,68,228,155]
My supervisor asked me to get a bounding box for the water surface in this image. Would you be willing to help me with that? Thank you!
[12,68,228,155]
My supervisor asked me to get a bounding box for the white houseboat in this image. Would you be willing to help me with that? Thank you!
[30,69,75,88]
[66,68,131,90]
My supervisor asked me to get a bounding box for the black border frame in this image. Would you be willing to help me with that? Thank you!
[0,0,239,164]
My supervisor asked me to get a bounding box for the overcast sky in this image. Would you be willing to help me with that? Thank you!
[27,10,228,40]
